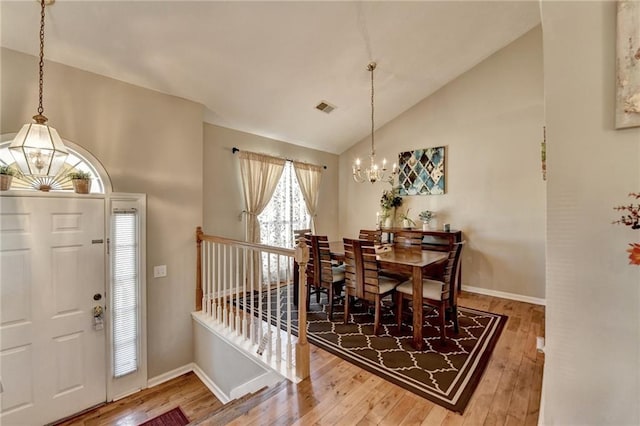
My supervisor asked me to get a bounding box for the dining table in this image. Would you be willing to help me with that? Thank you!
[293,240,448,351]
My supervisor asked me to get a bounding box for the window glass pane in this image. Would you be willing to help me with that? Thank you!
[258,162,309,282]
[0,141,104,193]
[111,211,139,377]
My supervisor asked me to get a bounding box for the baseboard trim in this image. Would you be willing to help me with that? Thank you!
[229,370,282,400]
[192,363,231,404]
[147,363,195,388]
[462,285,546,306]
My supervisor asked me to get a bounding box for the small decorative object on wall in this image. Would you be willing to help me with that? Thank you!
[615,0,640,129]
[612,192,640,265]
[397,146,445,196]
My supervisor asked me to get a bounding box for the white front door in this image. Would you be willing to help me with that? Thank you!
[0,196,106,425]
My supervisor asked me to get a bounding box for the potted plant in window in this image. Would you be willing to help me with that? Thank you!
[0,165,17,191]
[67,170,92,194]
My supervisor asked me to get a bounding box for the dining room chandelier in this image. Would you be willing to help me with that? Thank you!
[9,0,68,177]
[352,62,397,184]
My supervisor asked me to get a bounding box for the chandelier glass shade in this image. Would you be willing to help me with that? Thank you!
[9,0,68,177]
[352,62,397,184]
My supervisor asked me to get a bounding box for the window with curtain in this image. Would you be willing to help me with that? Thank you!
[111,209,139,378]
[258,161,310,281]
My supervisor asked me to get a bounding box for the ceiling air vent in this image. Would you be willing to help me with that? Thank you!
[315,101,336,114]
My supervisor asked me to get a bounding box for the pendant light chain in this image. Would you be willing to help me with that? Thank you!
[9,0,69,178]
[351,62,396,184]
[37,0,46,116]
[370,62,375,158]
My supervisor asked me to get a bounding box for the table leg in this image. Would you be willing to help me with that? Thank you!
[412,265,424,350]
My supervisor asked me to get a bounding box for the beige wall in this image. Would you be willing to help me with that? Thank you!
[541,2,640,424]
[1,48,204,378]
[339,27,546,299]
[203,123,339,241]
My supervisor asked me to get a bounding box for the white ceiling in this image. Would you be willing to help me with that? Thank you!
[1,1,541,154]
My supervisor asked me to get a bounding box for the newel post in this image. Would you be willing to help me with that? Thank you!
[196,226,203,311]
[295,239,310,380]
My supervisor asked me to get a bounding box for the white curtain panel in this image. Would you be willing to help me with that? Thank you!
[293,161,323,234]
[238,151,285,243]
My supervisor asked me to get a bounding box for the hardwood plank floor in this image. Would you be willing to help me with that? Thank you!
[54,372,223,425]
[55,292,544,425]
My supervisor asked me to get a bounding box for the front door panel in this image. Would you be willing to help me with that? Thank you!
[0,196,106,425]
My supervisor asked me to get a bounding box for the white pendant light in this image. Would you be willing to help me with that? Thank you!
[9,0,68,177]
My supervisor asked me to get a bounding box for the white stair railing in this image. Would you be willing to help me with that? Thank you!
[195,227,309,381]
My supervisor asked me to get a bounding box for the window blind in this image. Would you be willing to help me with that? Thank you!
[111,209,139,378]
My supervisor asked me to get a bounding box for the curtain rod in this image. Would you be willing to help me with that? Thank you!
[232,147,327,169]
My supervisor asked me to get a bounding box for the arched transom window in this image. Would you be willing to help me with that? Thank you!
[0,137,109,194]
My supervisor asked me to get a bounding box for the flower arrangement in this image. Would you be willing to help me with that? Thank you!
[613,193,640,229]
[380,188,403,211]
[418,210,434,223]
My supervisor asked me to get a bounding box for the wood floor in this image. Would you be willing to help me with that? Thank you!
[57,292,545,425]
[54,372,223,425]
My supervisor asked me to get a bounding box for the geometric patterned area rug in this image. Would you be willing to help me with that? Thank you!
[139,406,189,426]
[240,286,506,413]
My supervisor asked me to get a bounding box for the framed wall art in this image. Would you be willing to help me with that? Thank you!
[616,0,640,129]
[397,146,445,196]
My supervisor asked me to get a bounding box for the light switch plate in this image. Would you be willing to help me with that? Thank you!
[153,265,167,278]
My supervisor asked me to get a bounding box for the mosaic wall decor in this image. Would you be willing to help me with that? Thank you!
[616,1,640,129]
[397,146,445,196]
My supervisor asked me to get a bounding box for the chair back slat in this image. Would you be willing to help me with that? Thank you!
[394,230,424,248]
[310,235,330,286]
[440,242,464,300]
[359,229,382,245]
[293,228,311,244]
[302,233,316,286]
[343,238,381,301]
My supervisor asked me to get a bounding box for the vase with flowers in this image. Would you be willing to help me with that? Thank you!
[380,187,403,228]
[419,210,435,231]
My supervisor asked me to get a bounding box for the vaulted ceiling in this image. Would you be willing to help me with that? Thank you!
[1,1,541,154]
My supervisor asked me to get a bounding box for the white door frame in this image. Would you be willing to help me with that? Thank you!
[106,193,147,401]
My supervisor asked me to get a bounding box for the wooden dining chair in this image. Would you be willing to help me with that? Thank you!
[395,241,465,344]
[293,228,311,245]
[393,230,424,248]
[308,235,345,319]
[358,229,382,245]
[343,238,401,335]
